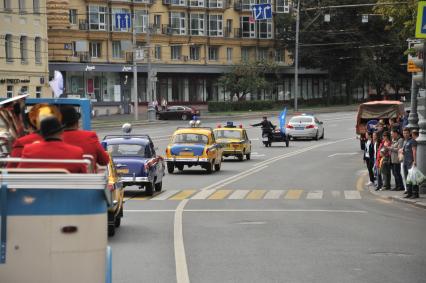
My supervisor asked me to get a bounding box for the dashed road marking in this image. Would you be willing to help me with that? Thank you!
[285,189,304,200]
[306,190,323,199]
[151,190,179,200]
[191,189,216,200]
[228,190,250,200]
[263,190,286,199]
[344,190,362,200]
[246,190,267,200]
[170,190,196,200]
[208,189,232,200]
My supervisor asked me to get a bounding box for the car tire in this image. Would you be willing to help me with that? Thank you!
[114,215,121,228]
[145,180,154,196]
[321,129,325,139]
[237,154,244,161]
[108,224,115,237]
[177,164,184,171]
[167,163,174,174]
[155,181,162,192]
[246,153,251,160]
[206,161,213,174]
[182,114,188,120]
[314,131,319,141]
[214,161,221,171]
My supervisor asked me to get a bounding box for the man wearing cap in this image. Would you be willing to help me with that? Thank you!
[60,105,109,171]
[18,116,87,173]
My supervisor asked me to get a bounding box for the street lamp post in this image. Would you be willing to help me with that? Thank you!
[407,78,419,130]
[294,0,301,112]
[132,12,138,121]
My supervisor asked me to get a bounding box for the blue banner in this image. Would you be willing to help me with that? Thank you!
[279,107,287,134]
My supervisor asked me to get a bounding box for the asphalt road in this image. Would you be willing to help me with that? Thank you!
[97,112,426,283]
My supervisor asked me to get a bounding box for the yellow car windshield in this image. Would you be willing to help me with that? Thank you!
[215,130,242,139]
[172,133,209,144]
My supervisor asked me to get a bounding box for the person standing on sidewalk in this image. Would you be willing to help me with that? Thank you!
[389,129,404,191]
[400,128,419,198]
[373,131,383,190]
[363,131,375,186]
[378,131,392,191]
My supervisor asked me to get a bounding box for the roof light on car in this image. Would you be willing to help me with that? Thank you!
[239,124,243,128]
[189,120,201,127]
[217,124,222,128]
[122,123,132,134]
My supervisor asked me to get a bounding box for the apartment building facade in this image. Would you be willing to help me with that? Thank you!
[1,0,50,98]
[48,0,329,108]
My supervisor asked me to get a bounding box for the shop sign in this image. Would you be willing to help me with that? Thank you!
[122,66,132,72]
[85,65,96,71]
[0,78,30,84]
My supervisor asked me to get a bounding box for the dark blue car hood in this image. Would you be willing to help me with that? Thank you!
[170,144,205,156]
[112,156,150,177]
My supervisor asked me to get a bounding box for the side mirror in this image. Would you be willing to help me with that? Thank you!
[101,141,107,150]
[319,121,323,125]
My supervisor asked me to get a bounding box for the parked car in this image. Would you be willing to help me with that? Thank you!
[356,100,404,149]
[102,124,165,196]
[165,120,223,173]
[156,106,200,120]
[213,122,251,161]
[286,114,324,140]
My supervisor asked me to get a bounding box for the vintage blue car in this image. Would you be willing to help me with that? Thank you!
[102,124,165,195]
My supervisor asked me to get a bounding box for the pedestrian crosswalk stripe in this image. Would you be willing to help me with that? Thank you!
[228,190,250,199]
[208,190,232,200]
[151,190,179,200]
[344,190,361,200]
[170,190,196,200]
[246,190,267,200]
[306,190,323,199]
[285,189,303,200]
[191,189,216,200]
[263,190,286,199]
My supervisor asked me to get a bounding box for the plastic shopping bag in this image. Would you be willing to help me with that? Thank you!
[407,166,426,185]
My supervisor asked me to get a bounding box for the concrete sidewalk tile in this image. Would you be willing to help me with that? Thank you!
[367,185,426,209]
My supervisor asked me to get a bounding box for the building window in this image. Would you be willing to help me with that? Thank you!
[241,47,249,62]
[275,49,283,62]
[112,8,131,32]
[6,86,13,98]
[34,37,41,63]
[257,48,268,61]
[4,0,11,10]
[154,15,161,27]
[209,0,223,8]
[89,6,106,31]
[208,14,223,37]
[33,0,40,14]
[276,0,290,13]
[241,16,256,38]
[170,12,186,35]
[190,13,205,36]
[258,20,273,39]
[171,46,182,60]
[36,86,42,98]
[242,0,256,11]
[190,45,200,60]
[189,0,204,7]
[171,0,186,6]
[5,34,13,62]
[21,86,28,95]
[20,36,28,63]
[112,41,123,58]
[69,9,77,25]
[208,46,219,61]
[155,45,161,60]
[19,0,25,13]
[89,42,101,58]
[227,47,232,63]
[135,10,148,33]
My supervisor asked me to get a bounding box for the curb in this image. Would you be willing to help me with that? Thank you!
[367,186,426,209]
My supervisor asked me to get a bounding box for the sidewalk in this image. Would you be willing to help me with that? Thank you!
[92,103,359,129]
[368,185,426,209]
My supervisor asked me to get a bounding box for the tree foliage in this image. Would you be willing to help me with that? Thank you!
[218,62,275,100]
[275,0,410,96]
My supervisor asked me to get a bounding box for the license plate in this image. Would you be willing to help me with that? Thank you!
[262,137,269,141]
[117,168,129,174]
[295,127,304,130]
[180,151,194,156]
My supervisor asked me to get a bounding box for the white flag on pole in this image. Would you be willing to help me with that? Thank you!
[49,70,64,98]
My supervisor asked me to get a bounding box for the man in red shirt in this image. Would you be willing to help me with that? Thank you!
[18,116,87,173]
[60,105,109,171]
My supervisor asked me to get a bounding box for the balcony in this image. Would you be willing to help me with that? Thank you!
[133,0,156,4]
[79,52,91,63]
[233,28,242,38]
[79,19,89,31]
[162,25,186,36]
[234,1,242,11]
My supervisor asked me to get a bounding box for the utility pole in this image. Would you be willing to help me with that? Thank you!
[146,23,156,121]
[294,0,300,112]
[132,11,138,121]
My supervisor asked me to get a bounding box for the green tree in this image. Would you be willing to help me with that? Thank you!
[218,62,274,100]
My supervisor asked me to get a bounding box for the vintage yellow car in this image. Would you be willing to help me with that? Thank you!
[213,122,251,161]
[165,121,223,173]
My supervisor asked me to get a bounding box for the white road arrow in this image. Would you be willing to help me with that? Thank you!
[328,152,358,158]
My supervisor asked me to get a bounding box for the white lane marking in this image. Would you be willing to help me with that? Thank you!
[263,190,286,199]
[174,199,190,283]
[151,190,179,200]
[236,221,267,225]
[214,166,268,190]
[228,190,250,199]
[126,209,367,213]
[331,190,341,198]
[251,138,259,141]
[306,190,323,199]
[344,190,362,200]
[191,189,216,200]
[328,152,358,158]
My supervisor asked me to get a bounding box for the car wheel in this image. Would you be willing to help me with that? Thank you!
[314,131,319,141]
[182,114,188,120]
[108,224,115,237]
[155,181,162,192]
[167,163,174,174]
[206,161,213,174]
[177,164,184,171]
[145,180,154,196]
[321,129,325,139]
[237,154,244,161]
[246,153,251,160]
[114,215,121,228]
[214,161,221,172]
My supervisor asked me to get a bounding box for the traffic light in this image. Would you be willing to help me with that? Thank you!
[411,42,425,87]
